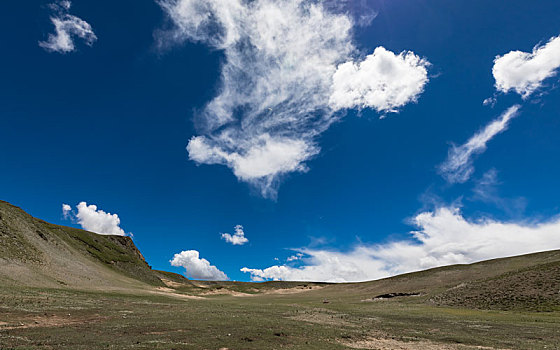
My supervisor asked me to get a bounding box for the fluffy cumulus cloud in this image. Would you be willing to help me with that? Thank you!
[242,207,560,282]
[221,224,249,245]
[493,35,560,98]
[330,47,430,113]
[39,1,97,53]
[439,105,520,184]
[158,0,430,197]
[170,250,228,280]
[187,134,318,198]
[62,202,128,236]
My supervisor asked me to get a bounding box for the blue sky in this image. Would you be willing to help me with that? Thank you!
[1,0,560,282]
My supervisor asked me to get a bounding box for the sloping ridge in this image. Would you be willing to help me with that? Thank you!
[0,200,164,290]
[347,249,560,311]
[429,256,560,311]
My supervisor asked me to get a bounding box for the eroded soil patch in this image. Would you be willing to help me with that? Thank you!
[341,336,509,350]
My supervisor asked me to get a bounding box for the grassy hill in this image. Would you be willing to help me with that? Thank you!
[0,200,163,289]
[334,249,560,312]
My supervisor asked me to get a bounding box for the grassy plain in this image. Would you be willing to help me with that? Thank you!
[1,283,559,350]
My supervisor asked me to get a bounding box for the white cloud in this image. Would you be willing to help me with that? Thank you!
[329,47,430,114]
[439,105,520,184]
[158,0,430,198]
[286,253,303,262]
[170,250,228,280]
[241,207,560,282]
[482,97,496,107]
[39,1,97,53]
[187,134,318,198]
[62,202,128,236]
[62,203,72,218]
[221,224,249,246]
[493,35,560,98]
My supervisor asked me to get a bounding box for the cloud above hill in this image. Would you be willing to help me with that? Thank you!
[493,34,560,98]
[171,250,228,280]
[241,207,560,282]
[158,0,430,198]
[62,202,128,236]
[39,1,97,53]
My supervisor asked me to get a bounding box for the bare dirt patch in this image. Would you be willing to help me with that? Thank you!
[151,288,205,300]
[263,285,323,295]
[200,285,323,297]
[341,337,508,350]
[201,289,253,297]
[0,314,107,330]
[288,308,355,327]
[160,278,186,289]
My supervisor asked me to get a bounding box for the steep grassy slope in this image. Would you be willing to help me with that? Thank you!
[0,200,163,289]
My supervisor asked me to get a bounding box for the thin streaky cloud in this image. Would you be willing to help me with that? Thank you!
[438,105,520,184]
[471,169,527,217]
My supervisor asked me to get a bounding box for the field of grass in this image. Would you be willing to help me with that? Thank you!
[1,284,560,350]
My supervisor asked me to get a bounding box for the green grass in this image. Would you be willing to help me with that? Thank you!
[43,222,164,286]
[1,286,560,350]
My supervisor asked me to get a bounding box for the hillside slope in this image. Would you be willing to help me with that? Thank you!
[334,249,560,311]
[0,200,163,290]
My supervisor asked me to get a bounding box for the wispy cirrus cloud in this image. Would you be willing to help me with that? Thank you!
[493,34,560,98]
[170,250,228,280]
[241,207,560,282]
[471,169,527,216]
[62,202,128,236]
[438,105,520,184]
[323,0,378,27]
[39,1,97,54]
[158,0,431,198]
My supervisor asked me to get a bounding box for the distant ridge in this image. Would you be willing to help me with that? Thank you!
[1,200,559,311]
